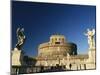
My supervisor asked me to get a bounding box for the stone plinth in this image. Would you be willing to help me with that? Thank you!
[88,48,96,63]
[12,48,23,66]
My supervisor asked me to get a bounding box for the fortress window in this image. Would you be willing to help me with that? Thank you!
[55,42,60,44]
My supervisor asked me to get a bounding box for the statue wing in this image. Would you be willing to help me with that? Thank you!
[17,28,20,32]
[16,28,20,37]
[21,28,25,39]
[92,29,95,35]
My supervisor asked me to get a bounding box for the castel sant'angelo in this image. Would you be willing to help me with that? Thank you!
[35,34,95,70]
[38,35,77,57]
[12,28,96,74]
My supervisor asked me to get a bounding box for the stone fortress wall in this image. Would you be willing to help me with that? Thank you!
[36,35,96,70]
[38,35,77,57]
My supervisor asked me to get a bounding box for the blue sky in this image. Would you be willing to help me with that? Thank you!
[12,1,96,56]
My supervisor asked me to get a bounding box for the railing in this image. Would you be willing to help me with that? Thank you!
[11,65,67,74]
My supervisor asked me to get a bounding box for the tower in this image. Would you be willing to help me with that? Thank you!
[50,34,66,45]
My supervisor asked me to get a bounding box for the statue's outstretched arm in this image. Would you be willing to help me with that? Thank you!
[84,32,88,36]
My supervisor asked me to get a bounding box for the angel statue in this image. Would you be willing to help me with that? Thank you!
[16,28,26,50]
[84,28,95,49]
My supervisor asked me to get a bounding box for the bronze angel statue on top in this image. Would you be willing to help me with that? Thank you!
[16,27,26,50]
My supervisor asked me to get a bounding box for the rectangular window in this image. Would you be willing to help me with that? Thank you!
[55,42,60,44]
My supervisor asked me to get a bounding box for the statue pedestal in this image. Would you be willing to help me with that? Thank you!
[12,48,24,66]
[88,48,96,63]
[86,48,96,69]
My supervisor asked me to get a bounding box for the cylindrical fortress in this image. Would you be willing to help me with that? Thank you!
[38,35,77,57]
